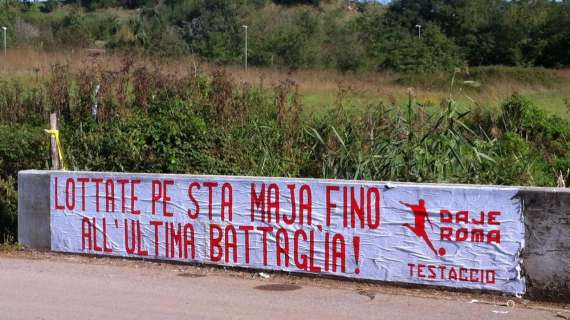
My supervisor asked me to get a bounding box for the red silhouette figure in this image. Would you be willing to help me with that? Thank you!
[400,199,441,256]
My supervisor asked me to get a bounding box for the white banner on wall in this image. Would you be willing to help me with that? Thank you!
[50,172,525,294]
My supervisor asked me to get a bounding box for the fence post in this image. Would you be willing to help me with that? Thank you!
[49,113,60,170]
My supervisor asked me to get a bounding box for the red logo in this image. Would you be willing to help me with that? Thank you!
[400,199,446,256]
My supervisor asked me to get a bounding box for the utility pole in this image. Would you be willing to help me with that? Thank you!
[415,24,422,39]
[242,25,248,72]
[1,26,6,57]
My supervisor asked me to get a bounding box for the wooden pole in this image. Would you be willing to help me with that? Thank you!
[50,113,60,170]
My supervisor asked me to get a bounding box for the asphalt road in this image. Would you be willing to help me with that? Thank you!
[0,254,567,320]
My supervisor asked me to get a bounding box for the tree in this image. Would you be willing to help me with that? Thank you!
[272,0,320,6]
[536,1,570,68]
[379,24,464,73]
[51,10,93,48]
[167,0,245,62]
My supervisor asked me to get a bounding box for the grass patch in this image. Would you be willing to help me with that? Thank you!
[397,66,565,91]
[0,242,25,251]
[524,91,570,118]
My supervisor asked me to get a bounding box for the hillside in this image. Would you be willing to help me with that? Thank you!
[0,0,568,72]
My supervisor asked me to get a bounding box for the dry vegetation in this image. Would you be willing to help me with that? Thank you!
[1,48,569,242]
[1,48,568,117]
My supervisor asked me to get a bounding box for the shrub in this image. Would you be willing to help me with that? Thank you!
[379,25,464,73]
[0,125,48,178]
[0,176,17,243]
[41,0,59,13]
[0,64,568,242]
[0,125,48,242]
[51,10,94,48]
[500,94,570,143]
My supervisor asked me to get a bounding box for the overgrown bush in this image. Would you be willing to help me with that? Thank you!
[0,125,48,243]
[0,62,568,243]
[0,176,17,243]
[0,125,48,178]
[51,10,94,48]
[376,25,464,73]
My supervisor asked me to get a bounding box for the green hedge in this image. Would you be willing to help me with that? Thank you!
[0,125,48,242]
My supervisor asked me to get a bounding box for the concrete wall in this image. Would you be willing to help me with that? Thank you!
[18,170,51,249]
[17,170,570,301]
[519,188,570,301]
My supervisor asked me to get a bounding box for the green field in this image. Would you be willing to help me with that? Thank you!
[301,84,570,120]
